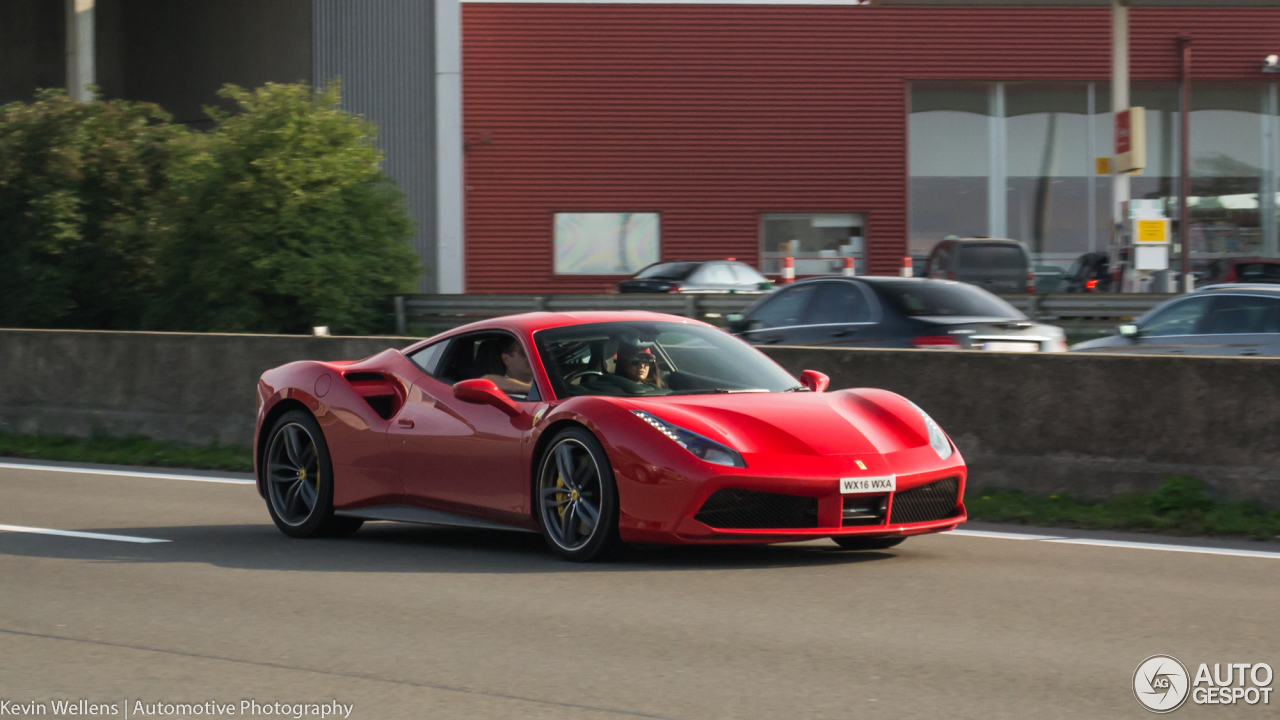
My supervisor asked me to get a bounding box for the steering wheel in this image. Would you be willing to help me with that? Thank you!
[564,370,607,384]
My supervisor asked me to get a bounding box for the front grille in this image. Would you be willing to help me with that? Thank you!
[889,477,960,525]
[694,489,818,529]
[842,495,887,527]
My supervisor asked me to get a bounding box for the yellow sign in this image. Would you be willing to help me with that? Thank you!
[1095,157,1112,175]
[1136,219,1170,244]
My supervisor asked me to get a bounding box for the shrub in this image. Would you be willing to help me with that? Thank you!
[0,90,181,329]
[146,82,419,335]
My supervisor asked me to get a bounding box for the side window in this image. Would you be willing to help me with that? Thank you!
[408,341,449,376]
[1201,295,1280,335]
[807,282,871,325]
[930,245,950,277]
[1141,297,1212,337]
[749,285,816,329]
[435,332,540,401]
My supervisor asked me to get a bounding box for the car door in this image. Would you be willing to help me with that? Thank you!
[389,331,541,523]
[1195,294,1280,356]
[787,281,877,346]
[739,284,818,345]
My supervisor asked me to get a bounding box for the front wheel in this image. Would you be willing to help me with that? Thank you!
[263,409,363,539]
[831,536,905,551]
[535,428,622,562]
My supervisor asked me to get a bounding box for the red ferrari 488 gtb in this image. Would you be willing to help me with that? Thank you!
[255,312,967,561]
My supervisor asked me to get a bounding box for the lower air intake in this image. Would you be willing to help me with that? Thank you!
[695,489,819,529]
[889,477,960,524]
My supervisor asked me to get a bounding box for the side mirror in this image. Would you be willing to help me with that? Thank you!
[453,379,523,417]
[1118,323,1140,338]
[800,370,830,393]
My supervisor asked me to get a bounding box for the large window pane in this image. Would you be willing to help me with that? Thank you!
[909,82,992,255]
[1188,83,1268,257]
[553,213,659,275]
[760,213,864,275]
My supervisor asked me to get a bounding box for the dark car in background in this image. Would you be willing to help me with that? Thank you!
[1062,252,1113,293]
[618,260,772,293]
[923,238,1034,294]
[728,276,1066,351]
[1200,257,1280,285]
[1070,284,1280,356]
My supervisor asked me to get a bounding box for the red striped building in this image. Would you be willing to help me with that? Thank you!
[461,2,1280,293]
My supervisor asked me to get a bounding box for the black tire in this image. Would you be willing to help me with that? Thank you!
[262,409,363,539]
[535,427,622,562]
[831,536,905,551]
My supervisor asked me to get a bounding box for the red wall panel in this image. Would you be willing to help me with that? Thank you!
[462,4,1280,293]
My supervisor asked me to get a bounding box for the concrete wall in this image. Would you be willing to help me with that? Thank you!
[762,347,1280,505]
[1,328,1276,504]
[0,329,411,448]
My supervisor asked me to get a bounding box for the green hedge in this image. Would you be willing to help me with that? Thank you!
[0,83,419,335]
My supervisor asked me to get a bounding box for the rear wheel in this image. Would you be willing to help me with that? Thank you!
[263,410,363,538]
[535,428,621,562]
[832,536,905,551]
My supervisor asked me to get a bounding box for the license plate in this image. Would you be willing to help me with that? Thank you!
[840,476,896,494]
[982,341,1039,352]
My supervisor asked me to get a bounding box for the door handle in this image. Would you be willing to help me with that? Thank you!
[831,328,858,338]
[397,418,415,429]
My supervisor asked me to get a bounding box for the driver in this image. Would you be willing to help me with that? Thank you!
[616,344,665,389]
[483,338,533,395]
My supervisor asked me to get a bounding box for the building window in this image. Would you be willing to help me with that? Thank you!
[553,212,659,275]
[910,80,1280,269]
[760,213,865,276]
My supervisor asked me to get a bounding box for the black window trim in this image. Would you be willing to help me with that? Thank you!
[422,329,544,402]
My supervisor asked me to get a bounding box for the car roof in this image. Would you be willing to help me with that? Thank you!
[946,237,1023,245]
[1194,283,1280,294]
[401,311,710,353]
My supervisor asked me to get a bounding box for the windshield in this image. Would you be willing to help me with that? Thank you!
[878,281,1025,319]
[534,321,799,398]
[634,262,699,281]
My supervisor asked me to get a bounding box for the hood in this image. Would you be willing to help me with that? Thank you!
[622,389,931,458]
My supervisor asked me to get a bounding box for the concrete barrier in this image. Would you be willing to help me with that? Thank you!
[0,329,412,448]
[1,328,1275,504]
[762,347,1280,506]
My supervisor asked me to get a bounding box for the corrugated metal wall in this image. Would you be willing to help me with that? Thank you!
[461,4,1280,294]
[314,0,438,292]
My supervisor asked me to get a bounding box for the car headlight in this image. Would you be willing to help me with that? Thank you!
[632,410,746,468]
[906,400,953,460]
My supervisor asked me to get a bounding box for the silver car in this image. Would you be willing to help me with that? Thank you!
[1071,284,1280,357]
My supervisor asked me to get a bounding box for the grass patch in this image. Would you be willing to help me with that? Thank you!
[968,476,1280,541]
[0,431,253,473]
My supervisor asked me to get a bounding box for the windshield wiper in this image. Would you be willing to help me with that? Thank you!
[670,388,770,395]
[783,385,810,392]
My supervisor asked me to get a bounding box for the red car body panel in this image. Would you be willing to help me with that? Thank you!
[254,312,967,544]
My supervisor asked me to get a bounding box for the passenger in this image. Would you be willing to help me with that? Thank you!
[617,345,666,389]
[483,338,533,395]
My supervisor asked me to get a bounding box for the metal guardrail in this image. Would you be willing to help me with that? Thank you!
[393,292,1170,336]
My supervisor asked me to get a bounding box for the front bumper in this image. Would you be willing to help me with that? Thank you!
[613,445,967,545]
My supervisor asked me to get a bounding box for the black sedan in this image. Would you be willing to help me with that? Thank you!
[728,276,1066,351]
[618,261,772,294]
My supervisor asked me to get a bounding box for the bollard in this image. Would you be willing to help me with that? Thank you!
[899,257,913,278]
[842,256,856,277]
[782,256,795,284]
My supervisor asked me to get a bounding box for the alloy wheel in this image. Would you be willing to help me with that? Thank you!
[538,439,604,551]
[267,422,321,527]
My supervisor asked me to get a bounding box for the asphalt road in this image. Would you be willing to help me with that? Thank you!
[0,462,1276,720]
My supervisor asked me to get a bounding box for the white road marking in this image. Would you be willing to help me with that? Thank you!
[947,529,1067,541]
[0,524,169,544]
[1045,537,1280,560]
[946,528,1280,559]
[0,461,254,485]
